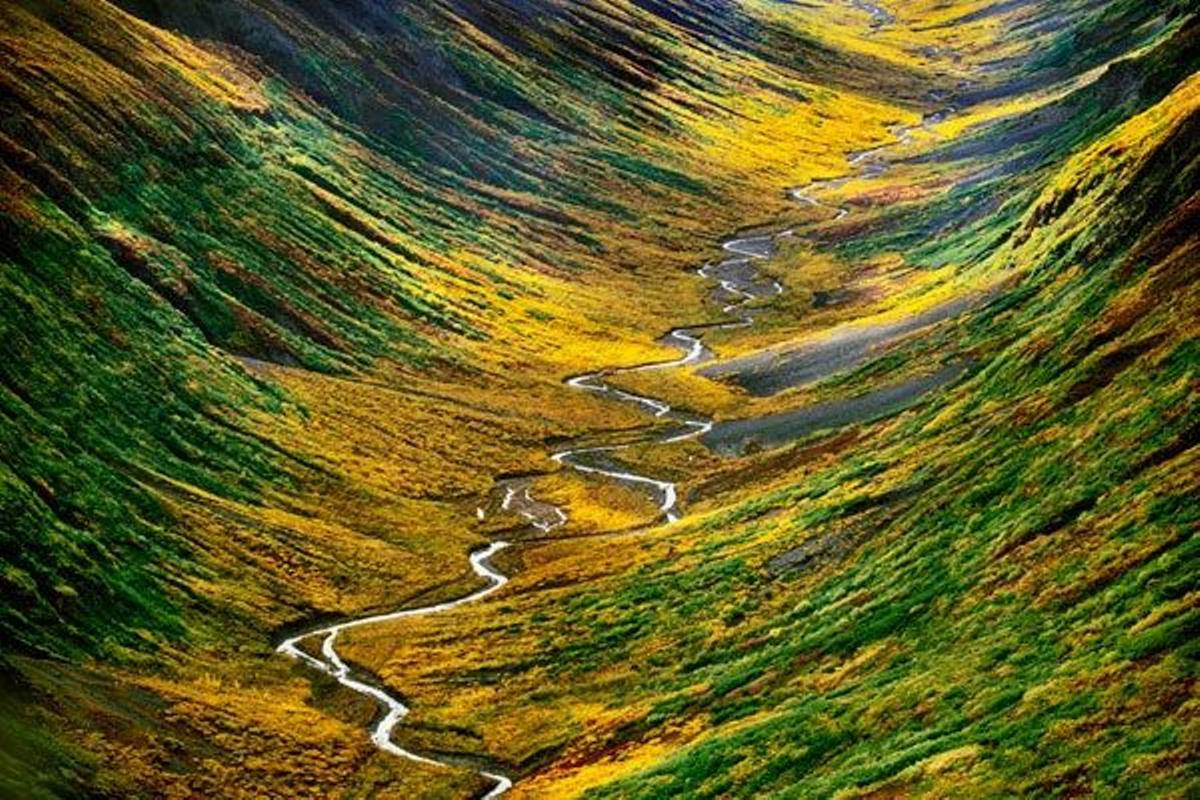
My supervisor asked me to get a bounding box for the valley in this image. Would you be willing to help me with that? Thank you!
[1,1,1196,798]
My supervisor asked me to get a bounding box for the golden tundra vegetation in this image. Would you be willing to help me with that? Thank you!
[0,0,1196,798]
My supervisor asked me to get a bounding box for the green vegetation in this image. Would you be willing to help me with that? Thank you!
[1,0,1195,797]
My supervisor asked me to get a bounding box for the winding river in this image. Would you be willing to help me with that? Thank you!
[275,229,785,798]
[278,97,950,800]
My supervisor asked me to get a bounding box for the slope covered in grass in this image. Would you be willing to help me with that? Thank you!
[1,0,1195,797]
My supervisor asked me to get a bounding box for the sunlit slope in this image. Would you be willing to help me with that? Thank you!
[335,15,1199,800]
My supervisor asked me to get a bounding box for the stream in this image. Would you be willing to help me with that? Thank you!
[275,228,788,799]
[277,75,953,800]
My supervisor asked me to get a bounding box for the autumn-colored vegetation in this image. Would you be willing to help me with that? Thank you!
[1,0,1196,797]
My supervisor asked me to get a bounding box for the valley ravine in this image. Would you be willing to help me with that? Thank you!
[275,103,943,798]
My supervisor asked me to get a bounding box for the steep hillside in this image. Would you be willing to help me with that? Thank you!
[1,0,1195,798]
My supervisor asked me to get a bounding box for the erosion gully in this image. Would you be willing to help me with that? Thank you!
[278,98,952,799]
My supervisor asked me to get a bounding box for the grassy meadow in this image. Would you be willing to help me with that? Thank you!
[1,0,1195,798]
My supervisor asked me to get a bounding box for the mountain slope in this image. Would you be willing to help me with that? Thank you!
[0,0,1195,798]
